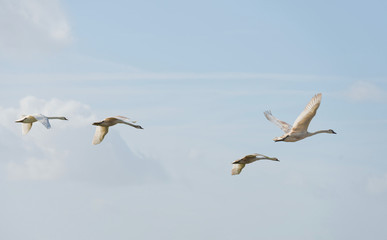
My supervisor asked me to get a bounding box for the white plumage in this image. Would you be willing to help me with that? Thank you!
[232,153,279,175]
[264,93,336,142]
[15,114,68,135]
[92,116,143,145]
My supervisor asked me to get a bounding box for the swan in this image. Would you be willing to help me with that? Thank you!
[264,93,336,142]
[15,114,68,135]
[92,116,143,145]
[232,153,279,175]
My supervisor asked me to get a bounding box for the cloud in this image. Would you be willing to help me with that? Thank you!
[0,96,166,184]
[344,81,386,102]
[7,157,65,180]
[367,173,387,194]
[0,0,72,58]
[0,72,339,85]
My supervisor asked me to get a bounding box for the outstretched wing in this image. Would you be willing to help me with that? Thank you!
[15,115,27,122]
[113,116,142,129]
[92,126,109,145]
[233,154,260,164]
[245,153,264,158]
[231,163,245,175]
[264,111,292,133]
[22,123,33,135]
[114,116,137,123]
[34,114,51,129]
[291,93,322,132]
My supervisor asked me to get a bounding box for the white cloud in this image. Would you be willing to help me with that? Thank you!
[0,96,166,183]
[0,96,94,132]
[344,81,386,102]
[367,173,387,194]
[0,0,72,58]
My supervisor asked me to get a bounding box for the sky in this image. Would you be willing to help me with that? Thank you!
[0,0,387,239]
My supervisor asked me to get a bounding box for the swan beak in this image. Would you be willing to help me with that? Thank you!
[332,130,337,134]
[274,158,279,161]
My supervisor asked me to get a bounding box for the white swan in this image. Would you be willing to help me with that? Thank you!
[232,153,279,175]
[264,93,336,142]
[15,114,68,135]
[92,116,143,145]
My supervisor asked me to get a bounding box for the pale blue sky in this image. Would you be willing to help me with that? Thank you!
[0,0,386,240]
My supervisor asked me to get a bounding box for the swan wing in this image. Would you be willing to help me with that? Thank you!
[114,116,137,124]
[92,126,109,145]
[15,115,27,122]
[243,153,263,159]
[264,111,292,133]
[292,93,322,132]
[231,163,245,175]
[22,123,33,135]
[233,154,260,164]
[34,114,51,129]
[113,116,143,129]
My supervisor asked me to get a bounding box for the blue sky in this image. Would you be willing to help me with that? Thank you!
[0,0,387,239]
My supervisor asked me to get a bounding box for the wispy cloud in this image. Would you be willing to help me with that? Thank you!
[344,81,386,102]
[7,157,65,180]
[367,173,387,194]
[0,72,342,83]
[0,0,72,58]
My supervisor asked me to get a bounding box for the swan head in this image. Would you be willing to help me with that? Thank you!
[328,129,336,134]
[135,125,144,129]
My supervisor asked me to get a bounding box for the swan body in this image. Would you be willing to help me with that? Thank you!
[264,93,336,142]
[15,114,68,135]
[231,153,279,175]
[92,116,143,145]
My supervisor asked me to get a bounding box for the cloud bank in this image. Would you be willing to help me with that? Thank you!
[0,96,166,184]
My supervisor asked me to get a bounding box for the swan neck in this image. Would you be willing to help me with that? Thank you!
[47,116,66,120]
[309,130,331,136]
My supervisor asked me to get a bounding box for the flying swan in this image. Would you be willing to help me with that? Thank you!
[92,116,143,145]
[264,93,336,142]
[15,114,68,135]
[232,153,279,175]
